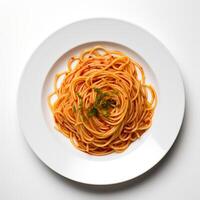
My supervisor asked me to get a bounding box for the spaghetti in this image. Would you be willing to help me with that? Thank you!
[48,46,157,156]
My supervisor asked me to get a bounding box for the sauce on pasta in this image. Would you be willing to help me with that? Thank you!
[48,46,157,156]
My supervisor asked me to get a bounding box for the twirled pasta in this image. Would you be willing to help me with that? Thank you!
[48,46,157,156]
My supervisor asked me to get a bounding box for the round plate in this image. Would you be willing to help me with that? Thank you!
[17,18,185,185]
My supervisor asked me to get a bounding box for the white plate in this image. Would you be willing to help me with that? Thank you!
[17,18,185,185]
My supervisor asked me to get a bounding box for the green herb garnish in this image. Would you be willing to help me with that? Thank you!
[101,99,116,109]
[76,92,83,110]
[87,88,116,118]
[74,93,86,121]
[101,109,109,117]
[76,92,83,99]
[72,105,76,112]
[94,88,101,93]
[94,92,109,106]
[87,107,99,117]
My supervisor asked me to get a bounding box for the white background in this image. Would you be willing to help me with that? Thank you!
[0,0,200,199]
